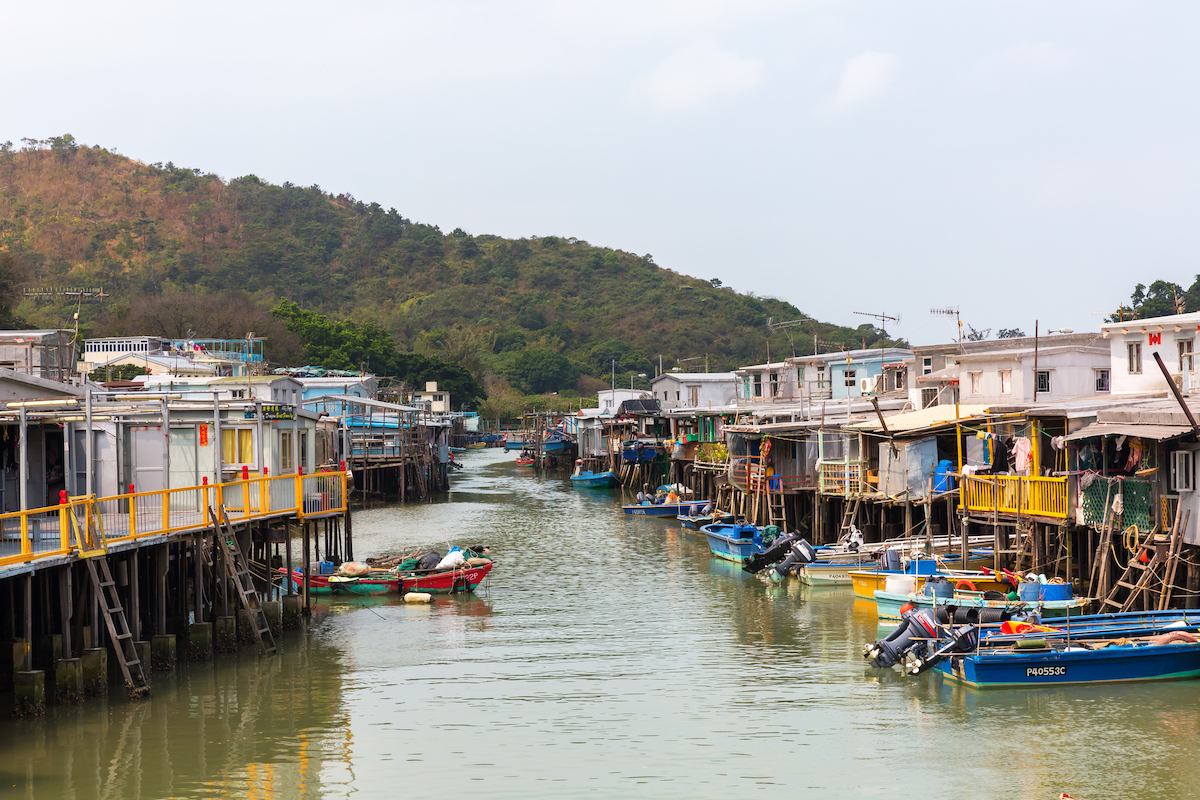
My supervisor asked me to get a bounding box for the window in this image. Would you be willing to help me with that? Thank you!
[921,388,940,408]
[968,371,982,395]
[1181,340,1195,373]
[1036,370,1051,394]
[675,391,680,401]
[922,357,932,376]
[844,369,857,387]
[742,377,751,398]
[999,370,1011,395]
[1095,369,1111,392]
[281,430,294,471]
[231,389,246,399]
[1172,450,1195,492]
[300,431,309,471]
[1128,342,1142,374]
[796,366,805,386]
[222,428,254,466]
[753,375,762,397]
[816,366,827,387]
[893,369,906,390]
[688,386,699,406]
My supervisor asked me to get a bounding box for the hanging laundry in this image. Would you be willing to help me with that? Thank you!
[1012,437,1033,472]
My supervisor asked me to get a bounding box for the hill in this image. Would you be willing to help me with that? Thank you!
[0,135,901,397]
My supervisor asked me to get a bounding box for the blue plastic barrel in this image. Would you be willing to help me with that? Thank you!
[934,460,955,493]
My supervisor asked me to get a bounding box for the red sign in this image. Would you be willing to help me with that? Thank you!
[199,424,208,446]
[1150,332,1162,346]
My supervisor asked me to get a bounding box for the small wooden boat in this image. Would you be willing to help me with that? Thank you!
[570,469,618,487]
[873,588,1092,623]
[700,523,764,563]
[624,502,694,517]
[515,454,537,466]
[850,566,1009,599]
[284,561,494,596]
[466,441,487,449]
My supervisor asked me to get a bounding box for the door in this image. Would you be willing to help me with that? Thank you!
[168,427,199,512]
[130,426,164,494]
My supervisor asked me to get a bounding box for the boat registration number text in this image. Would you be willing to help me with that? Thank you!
[1025,666,1066,677]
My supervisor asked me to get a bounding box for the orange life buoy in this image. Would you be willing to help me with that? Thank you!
[955,579,978,592]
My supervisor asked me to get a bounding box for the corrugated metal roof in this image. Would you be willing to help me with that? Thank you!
[1063,422,1193,442]
[848,404,991,433]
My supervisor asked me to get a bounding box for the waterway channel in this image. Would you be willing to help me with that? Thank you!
[2,448,1199,799]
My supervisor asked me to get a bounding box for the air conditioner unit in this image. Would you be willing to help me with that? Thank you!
[1173,373,1184,390]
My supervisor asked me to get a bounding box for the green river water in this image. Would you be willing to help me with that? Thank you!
[2,448,1199,799]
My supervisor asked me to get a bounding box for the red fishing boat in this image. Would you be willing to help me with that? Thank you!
[283,560,494,596]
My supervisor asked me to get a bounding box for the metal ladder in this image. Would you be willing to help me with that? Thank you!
[211,506,277,657]
[85,557,150,697]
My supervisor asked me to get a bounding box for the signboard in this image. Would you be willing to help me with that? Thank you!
[243,405,294,421]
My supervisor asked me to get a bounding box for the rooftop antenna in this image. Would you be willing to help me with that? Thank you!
[766,316,810,358]
[854,311,900,392]
[930,306,961,345]
[23,286,110,342]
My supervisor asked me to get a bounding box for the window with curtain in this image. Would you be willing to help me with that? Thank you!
[222,428,254,465]
[280,430,294,471]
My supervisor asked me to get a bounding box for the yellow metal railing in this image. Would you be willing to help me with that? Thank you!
[963,475,1068,519]
[0,470,348,568]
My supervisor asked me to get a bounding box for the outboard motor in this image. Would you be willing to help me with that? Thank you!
[770,539,818,578]
[882,548,903,572]
[864,607,939,669]
[741,532,800,573]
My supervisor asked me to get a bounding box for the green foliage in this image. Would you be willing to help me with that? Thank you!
[272,300,485,407]
[89,364,149,382]
[0,138,906,402]
[1110,280,1191,322]
[502,349,576,394]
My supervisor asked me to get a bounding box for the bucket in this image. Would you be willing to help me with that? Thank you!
[925,577,954,598]
[1040,583,1073,601]
[885,575,917,595]
[1017,581,1042,601]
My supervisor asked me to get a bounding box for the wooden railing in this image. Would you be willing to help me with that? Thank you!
[0,471,349,569]
[962,474,1068,519]
[819,462,865,495]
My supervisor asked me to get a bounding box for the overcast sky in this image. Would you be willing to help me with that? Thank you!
[7,1,1199,344]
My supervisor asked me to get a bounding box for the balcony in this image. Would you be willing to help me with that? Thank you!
[962,475,1068,519]
[818,461,866,495]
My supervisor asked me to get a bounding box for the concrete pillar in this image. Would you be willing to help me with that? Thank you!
[214,616,237,654]
[55,658,83,704]
[134,641,151,679]
[2,641,24,691]
[189,622,213,661]
[150,634,176,672]
[14,670,45,717]
[282,595,302,629]
[81,648,107,695]
[236,609,253,644]
[34,635,62,686]
[262,601,282,635]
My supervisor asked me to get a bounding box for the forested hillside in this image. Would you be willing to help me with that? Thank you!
[0,135,899,403]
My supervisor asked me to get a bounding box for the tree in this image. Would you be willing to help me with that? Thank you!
[0,253,27,328]
[964,324,990,341]
[997,328,1025,339]
[1109,280,1187,322]
[503,349,576,394]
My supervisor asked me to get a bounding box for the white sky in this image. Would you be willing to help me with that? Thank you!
[6,1,1200,344]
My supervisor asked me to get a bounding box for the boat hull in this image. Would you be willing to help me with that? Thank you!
[872,589,1091,622]
[285,561,494,596]
[678,513,734,530]
[850,570,1009,599]
[571,471,618,488]
[937,641,1200,689]
[799,562,864,585]
[623,503,694,517]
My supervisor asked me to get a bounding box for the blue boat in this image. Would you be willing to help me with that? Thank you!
[873,589,1092,623]
[624,502,694,517]
[621,440,659,463]
[700,523,764,563]
[678,512,735,530]
[936,638,1200,688]
[570,470,617,488]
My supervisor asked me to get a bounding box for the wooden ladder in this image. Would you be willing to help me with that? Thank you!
[767,490,788,531]
[838,496,861,538]
[85,557,151,697]
[211,506,278,657]
[1101,507,1187,613]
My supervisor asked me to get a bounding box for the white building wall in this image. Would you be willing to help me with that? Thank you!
[958,350,1110,404]
[1103,316,1200,394]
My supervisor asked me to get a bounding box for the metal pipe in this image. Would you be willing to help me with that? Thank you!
[85,388,93,497]
[19,407,27,511]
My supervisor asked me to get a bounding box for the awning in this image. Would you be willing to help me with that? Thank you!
[1063,422,1194,442]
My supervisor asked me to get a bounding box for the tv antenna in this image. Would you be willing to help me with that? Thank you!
[766,316,812,358]
[853,310,900,341]
[24,287,111,341]
[930,306,962,345]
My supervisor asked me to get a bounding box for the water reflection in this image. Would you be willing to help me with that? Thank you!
[3,449,1200,798]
